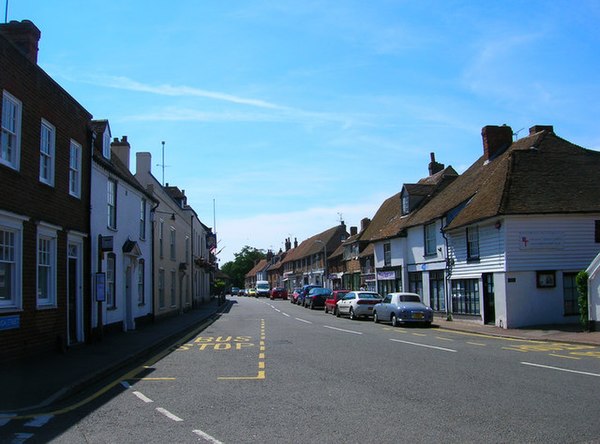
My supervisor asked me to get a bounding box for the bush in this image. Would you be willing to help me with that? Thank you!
[576,271,589,331]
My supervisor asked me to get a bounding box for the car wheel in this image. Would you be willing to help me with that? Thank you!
[335,307,340,317]
[349,308,356,320]
[373,311,379,323]
[324,305,329,314]
[310,301,314,310]
[391,313,398,327]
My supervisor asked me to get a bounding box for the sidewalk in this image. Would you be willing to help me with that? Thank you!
[1,301,599,416]
[0,299,223,416]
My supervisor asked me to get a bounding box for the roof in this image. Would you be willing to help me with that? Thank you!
[246,259,268,278]
[281,224,349,264]
[361,166,458,242]
[412,128,600,230]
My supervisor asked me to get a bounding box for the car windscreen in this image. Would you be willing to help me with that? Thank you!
[358,293,380,299]
[399,295,421,302]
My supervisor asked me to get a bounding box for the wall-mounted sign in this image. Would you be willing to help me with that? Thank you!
[0,315,20,331]
[377,271,396,280]
[96,272,106,302]
[100,235,114,252]
[519,232,564,250]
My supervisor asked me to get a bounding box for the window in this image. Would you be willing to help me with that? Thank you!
[1,91,21,170]
[138,259,145,305]
[39,120,55,186]
[0,221,22,309]
[107,179,117,229]
[170,270,176,306]
[451,279,480,315]
[37,227,57,307]
[383,243,391,267]
[106,253,116,309]
[185,236,190,262]
[158,269,165,308]
[408,272,423,296]
[102,130,111,159]
[424,222,437,256]
[401,193,409,215]
[159,220,164,258]
[563,272,579,316]
[170,229,176,260]
[466,226,479,260]
[69,140,82,197]
[595,220,600,243]
[139,199,146,240]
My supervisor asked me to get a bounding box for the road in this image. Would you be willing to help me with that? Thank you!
[2,297,600,443]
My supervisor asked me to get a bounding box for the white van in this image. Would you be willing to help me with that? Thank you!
[256,280,270,297]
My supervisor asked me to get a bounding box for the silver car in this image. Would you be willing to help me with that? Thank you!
[372,292,433,327]
[336,291,382,320]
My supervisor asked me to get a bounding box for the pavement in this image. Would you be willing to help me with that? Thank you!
[1,297,599,417]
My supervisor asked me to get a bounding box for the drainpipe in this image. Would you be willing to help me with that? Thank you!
[441,225,452,321]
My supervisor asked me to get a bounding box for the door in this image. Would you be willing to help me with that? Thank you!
[483,273,495,324]
[67,241,83,345]
[68,257,78,344]
[125,265,135,331]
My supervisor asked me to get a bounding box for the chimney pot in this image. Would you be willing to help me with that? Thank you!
[428,152,444,175]
[529,125,554,135]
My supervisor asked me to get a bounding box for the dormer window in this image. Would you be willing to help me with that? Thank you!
[401,193,410,215]
[103,130,111,159]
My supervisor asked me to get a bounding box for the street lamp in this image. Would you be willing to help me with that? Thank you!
[314,240,327,288]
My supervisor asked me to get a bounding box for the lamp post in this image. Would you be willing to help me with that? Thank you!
[314,240,327,288]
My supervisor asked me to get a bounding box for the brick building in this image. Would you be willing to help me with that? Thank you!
[0,21,93,359]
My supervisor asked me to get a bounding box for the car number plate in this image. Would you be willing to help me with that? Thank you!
[413,313,423,319]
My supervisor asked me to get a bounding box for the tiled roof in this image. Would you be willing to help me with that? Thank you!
[281,224,348,264]
[411,128,600,230]
[246,259,268,278]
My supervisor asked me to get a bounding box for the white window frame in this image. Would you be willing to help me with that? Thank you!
[383,242,391,267]
[170,228,176,260]
[106,252,116,309]
[424,222,437,256]
[139,199,147,240]
[159,220,164,258]
[39,119,55,186]
[138,259,145,305]
[1,91,22,170]
[69,139,82,198]
[107,179,117,229]
[467,226,480,260]
[170,270,176,306]
[102,130,111,159]
[36,223,58,308]
[158,268,165,308]
[0,211,24,310]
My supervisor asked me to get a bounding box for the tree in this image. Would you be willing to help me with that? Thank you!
[576,270,589,331]
[221,246,266,289]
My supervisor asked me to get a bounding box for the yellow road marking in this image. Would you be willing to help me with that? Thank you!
[549,353,580,360]
[218,319,266,381]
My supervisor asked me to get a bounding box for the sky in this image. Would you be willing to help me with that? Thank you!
[6,0,600,264]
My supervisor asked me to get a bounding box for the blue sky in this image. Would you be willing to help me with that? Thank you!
[7,1,600,264]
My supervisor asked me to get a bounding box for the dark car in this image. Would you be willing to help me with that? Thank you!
[231,287,240,296]
[324,290,350,314]
[290,288,302,304]
[304,287,332,309]
[297,284,321,306]
[270,287,288,300]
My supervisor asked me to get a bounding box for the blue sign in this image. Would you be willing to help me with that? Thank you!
[0,315,20,331]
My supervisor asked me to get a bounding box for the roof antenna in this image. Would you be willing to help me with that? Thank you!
[337,212,344,224]
[4,0,8,23]
[513,128,524,141]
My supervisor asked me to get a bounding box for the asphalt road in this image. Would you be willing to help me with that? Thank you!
[3,297,600,443]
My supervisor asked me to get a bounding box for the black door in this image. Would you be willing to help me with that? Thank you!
[68,258,78,343]
[483,273,495,324]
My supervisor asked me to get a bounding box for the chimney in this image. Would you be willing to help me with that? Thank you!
[136,152,152,176]
[111,136,130,169]
[0,20,41,64]
[294,238,298,248]
[428,152,444,176]
[361,218,371,232]
[529,125,554,136]
[482,125,513,161]
[350,226,358,236]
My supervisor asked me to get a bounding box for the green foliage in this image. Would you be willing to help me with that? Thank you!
[220,246,266,288]
[576,270,589,331]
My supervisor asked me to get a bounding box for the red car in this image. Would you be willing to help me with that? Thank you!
[270,287,288,300]
[324,290,350,314]
[290,288,302,304]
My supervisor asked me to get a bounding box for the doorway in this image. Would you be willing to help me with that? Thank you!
[483,273,495,324]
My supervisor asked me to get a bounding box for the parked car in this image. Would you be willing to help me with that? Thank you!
[270,287,288,300]
[297,284,321,306]
[239,289,246,296]
[324,290,349,314]
[231,287,240,296]
[290,288,302,304]
[336,291,382,320]
[304,287,332,309]
[248,288,257,297]
[373,292,433,327]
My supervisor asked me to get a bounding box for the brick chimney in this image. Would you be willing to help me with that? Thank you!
[482,125,513,161]
[350,226,358,236]
[428,152,444,175]
[529,125,554,135]
[111,136,130,169]
[360,218,371,232]
[0,20,41,64]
